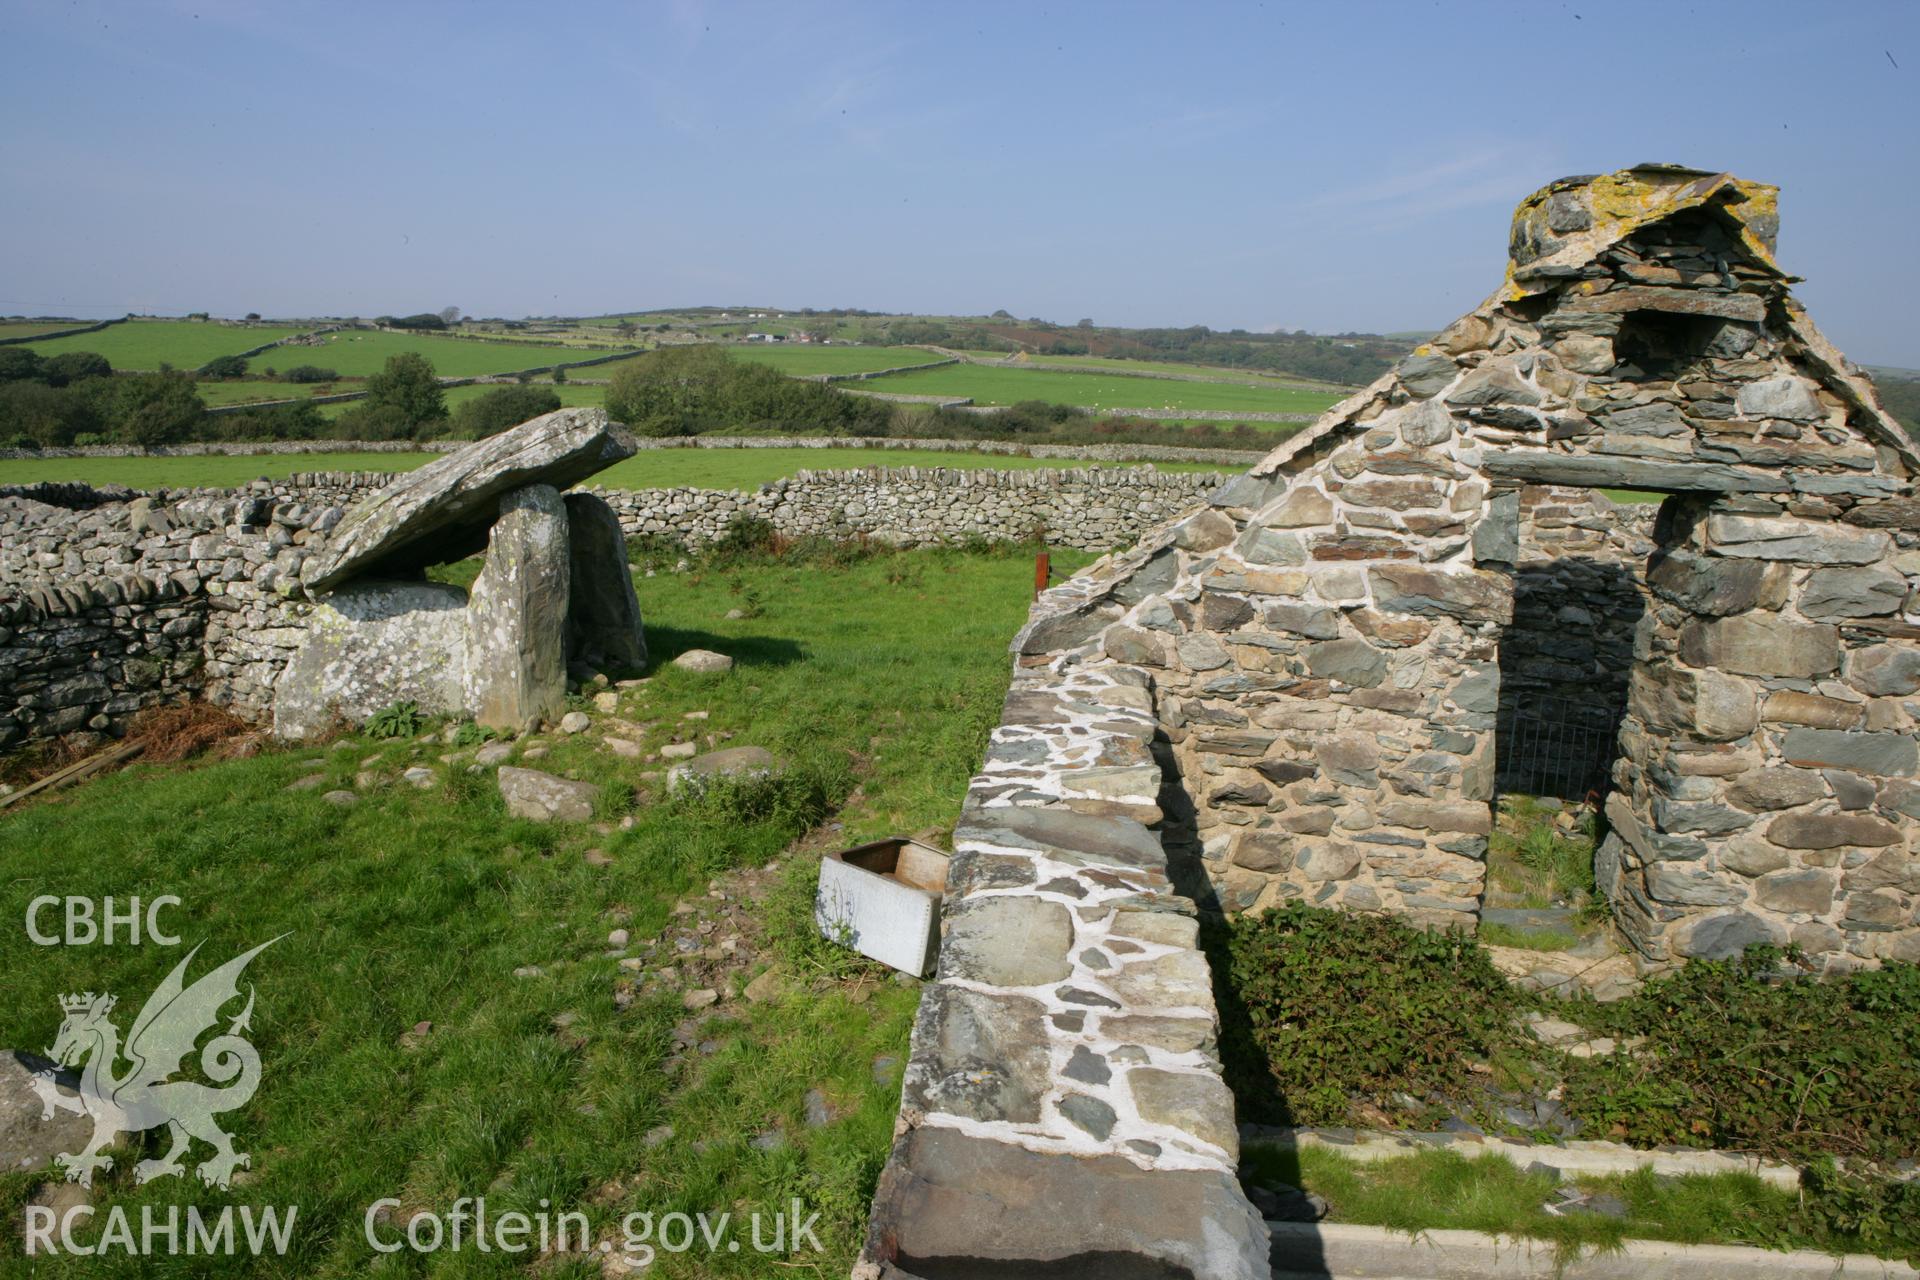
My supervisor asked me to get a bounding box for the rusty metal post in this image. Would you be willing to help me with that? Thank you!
[1033,550,1050,599]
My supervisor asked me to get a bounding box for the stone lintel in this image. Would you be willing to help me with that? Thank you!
[1480,452,1788,494]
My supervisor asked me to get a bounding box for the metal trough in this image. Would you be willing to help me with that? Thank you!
[815,837,950,978]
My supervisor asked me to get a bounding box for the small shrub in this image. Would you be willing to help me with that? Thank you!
[1790,1160,1920,1264]
[199,354,249,379]
[708,514,779,562]
[625,531,688,572]
[1561,948,1920,1163]
[449,722,499,748]
[365,701,422,740]
[1222,903,1524,1125]
[282,365,338,383]
[450,384,560,439]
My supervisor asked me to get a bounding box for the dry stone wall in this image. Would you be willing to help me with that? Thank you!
[0,464,1215,748]
[1006,164,1920,972]
[589,465,1221,551]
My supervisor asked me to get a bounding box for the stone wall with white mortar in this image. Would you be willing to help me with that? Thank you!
[858,657,1268,1278]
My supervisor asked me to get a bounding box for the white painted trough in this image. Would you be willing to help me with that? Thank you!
[815,837,949,977]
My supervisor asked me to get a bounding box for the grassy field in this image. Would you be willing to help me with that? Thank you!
[1246,1145,1903,1262]
[313,383,610,420]
[1001,352,1343,387]
[729,346,938,376]
[26,321,308,370]
[0,453,434,488]
[261,332,633,380]
[852,363,1341,414]
[0,321,93,340]
[194,381,344,407]
[0,447,1238,491]
[0,541,1092,1277]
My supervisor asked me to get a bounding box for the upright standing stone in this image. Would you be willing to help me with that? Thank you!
[464,485,570,731]
[272,581,470,739]
[563,492,646,673]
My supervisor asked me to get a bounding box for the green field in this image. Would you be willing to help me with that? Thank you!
[730,345,940,376]
[852,363,1341,414]
[26,320,308,370]
[312,382,610,419]
[0,446,1236,492]
[0,321,92,340]
[0,542,1096,1277]
[1006,352,1342,388]
[0,452,434,488]
[270,331,633,379]
[195,380,343,406]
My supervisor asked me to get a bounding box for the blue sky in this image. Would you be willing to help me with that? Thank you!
[3,0,1916,363]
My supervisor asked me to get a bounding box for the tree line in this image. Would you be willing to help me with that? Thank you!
[2,344,1294,453]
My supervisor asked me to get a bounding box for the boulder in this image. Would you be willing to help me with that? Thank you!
[464,485,570,732]
[562,492,646,673]
[497,766,599,822]
[273,581,469,739]
[665,745,779,792]
[305,408,637,589]
[672,649,734,674]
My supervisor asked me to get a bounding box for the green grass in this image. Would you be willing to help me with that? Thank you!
[591,448,1234,489]
[1005,352,1342,388]
[850,363,1341,413]
[1245,1145,1901,1262]
[1601,488,1667,505]
[0,321,93,339]
[313,382,609,420]
[1486,796,1599,913]
[193,381,344,407]
[0,448,1236,492]
[0,453,433,488]
[26,321,308,371]
[262,331,630,379]
[0,543,1093,1277]
[728,346,940,376]
[1479,922,1580,951]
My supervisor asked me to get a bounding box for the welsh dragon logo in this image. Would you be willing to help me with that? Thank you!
[31,937,282,1190]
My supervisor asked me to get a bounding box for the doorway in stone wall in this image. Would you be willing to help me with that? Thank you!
[1483,485,1655,962]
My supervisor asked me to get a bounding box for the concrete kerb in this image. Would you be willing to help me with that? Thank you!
[1242,1125,1802,1190]
[1268,1222,1917,1280]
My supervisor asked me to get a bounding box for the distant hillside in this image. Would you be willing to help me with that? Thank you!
[1869,367,1920,436]
[845,315,1411,387]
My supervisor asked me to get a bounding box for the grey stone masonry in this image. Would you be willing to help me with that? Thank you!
[0,463,1217,749]
[587,463,1222,552]
[1007,164,1920,972]
[857,658,1267,1278]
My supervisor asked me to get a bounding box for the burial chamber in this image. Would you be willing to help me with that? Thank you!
[272,408,648,738]
[1012,163,1920,972]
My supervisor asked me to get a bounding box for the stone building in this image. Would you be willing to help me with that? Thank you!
[1010,164,1920,971]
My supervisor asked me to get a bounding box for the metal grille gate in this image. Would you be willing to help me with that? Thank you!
[1495,694,1623,800]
